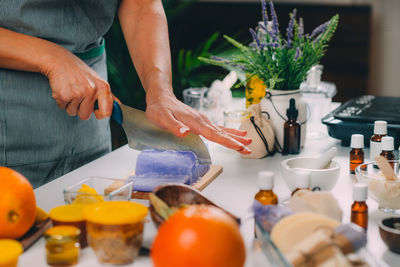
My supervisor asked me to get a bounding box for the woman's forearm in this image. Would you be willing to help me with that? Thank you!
[0,27,64,75]
[117,0,251,153]
[0,27,114,120]
[118,0,173,98]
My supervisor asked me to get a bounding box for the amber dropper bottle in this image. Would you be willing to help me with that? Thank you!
[283,98,301,155]
[255,171,278,205]
[350,134,364,174]
[351,183,368,230]
[291,171,311,196]
[370,120,387,160]
[380,136,395,168]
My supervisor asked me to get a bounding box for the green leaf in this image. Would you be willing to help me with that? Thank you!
[201,32,219,55]
[185,50,193,70]
[177,49,185,73]
[223,35,250,53]
[319,14,339,44]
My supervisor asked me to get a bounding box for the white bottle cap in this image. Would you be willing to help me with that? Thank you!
[351,134,364,149]
[258,171,274,190]
[295,170,311,189]
[381,136,394,151]
[353,183,368,201]
[374,121,387,135]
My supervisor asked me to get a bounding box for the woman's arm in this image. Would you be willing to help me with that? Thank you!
[118,0,251,154]
[0,27,113,120]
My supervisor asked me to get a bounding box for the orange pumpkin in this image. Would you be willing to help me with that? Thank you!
[0,167,36,239]
[151,205,246,267]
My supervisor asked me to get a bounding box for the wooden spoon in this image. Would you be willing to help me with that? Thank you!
[149,183,240,228]
[374,156,398,181]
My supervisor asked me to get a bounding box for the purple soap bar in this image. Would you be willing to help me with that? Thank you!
[334,224,367,252]
[128,175,190,192]
[135,150,210,184]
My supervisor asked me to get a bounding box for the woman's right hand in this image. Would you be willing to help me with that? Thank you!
[40,47,114,120]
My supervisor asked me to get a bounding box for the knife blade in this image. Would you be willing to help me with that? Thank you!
[104,101,212,165]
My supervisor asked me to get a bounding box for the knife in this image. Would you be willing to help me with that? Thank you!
[96,100,212,165]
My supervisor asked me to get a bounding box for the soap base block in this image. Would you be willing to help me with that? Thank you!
[131,165,223,200]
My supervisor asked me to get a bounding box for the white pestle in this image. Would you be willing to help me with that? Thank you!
[304,147,338,170]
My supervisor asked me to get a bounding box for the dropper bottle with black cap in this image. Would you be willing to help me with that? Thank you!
[283,98,301,155]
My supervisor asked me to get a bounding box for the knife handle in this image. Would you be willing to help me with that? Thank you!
[94,100,123,124]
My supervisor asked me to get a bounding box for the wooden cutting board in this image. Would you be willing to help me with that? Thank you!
[131,165,223,200]
[19,218,52,250]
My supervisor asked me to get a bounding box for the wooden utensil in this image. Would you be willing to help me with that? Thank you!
[132,165,223,199]
[374,156,398,181]
[148,183,240,228]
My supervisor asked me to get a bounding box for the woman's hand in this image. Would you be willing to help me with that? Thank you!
[41,48,114,120]
[0,27,113,120]
[145,90,252,154]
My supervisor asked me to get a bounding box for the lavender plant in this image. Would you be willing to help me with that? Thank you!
[199,0,339,91]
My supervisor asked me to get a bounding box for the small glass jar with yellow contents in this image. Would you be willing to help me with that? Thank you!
[84,201,148,265]
[44,225,80,267]
[0,239,23,267]
[49,204,87,248]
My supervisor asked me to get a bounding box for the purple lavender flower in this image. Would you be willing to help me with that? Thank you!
[259,23,279,43]
[233,64,247,71]
[269,1,279,36]
[211,56,246,71]
[260,42,280,49]
[286,9,297,48]
[294,47,301,60]
[250,28,261,49]
[211,56,227,62]
[249,42,257,48]
[261,0,269,30]
[310,20,329,39]
[298,17,304,38]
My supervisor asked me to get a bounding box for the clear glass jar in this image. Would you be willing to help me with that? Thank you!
[223,109,250,129]
[86,221,144,264]
[49,204,87,248]
[84,201,148,265]
[44,226,80,267]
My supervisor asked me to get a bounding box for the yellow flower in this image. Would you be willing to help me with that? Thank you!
[246,75,267,108]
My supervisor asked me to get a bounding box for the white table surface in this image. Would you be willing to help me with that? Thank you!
[21,129,399,267]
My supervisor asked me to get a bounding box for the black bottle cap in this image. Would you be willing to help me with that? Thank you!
[286,98,298,119]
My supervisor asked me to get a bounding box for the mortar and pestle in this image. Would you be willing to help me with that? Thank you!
[280,147,340,191]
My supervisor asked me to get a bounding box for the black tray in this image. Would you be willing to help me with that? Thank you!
[322,95,400,147]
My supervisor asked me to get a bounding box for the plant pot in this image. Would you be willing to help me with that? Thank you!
[260,89,307,148]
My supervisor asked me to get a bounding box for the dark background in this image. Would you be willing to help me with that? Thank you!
[105,1,371,149]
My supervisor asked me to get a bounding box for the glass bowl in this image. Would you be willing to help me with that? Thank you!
[63,177,133,204]
[356,160,400,213]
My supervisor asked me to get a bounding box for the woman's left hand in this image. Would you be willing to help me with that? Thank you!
[145,91,252,155]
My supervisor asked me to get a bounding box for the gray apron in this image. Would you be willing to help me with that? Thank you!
[0,0,120,188]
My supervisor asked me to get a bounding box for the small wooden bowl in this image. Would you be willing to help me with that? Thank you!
[379,217,400,254]
[149,184,240,228]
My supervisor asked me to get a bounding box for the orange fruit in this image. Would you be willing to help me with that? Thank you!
[151,205,246,267]
[0,167,36,239]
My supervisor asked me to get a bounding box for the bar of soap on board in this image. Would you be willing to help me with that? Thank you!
[128,175,190,192]
[135,150,210,184]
